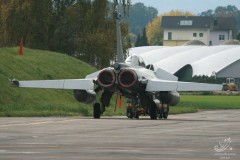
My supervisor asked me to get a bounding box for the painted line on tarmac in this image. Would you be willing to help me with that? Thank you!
[0,119,80,128]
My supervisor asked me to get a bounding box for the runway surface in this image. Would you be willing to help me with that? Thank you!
[0,110,239,160]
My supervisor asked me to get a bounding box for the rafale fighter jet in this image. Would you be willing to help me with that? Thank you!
[11,7,222,119]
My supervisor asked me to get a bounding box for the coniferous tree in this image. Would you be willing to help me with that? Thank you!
[141,27,148,46]
[135,27,148,47]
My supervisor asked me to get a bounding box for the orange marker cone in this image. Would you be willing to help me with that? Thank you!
[118,95,123,108]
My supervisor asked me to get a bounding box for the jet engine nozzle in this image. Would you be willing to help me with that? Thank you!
[97,69,115,88]
[74,90,96,104]
[118,69,138,88]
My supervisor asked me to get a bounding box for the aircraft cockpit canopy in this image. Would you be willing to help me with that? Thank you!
[125,55,146,67]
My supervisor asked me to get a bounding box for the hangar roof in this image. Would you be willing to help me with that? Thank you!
[127,45,240,77]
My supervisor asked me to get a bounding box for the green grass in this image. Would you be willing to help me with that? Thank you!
[170,95,240,114]
[0,47,240,117]
[0,47,96,117]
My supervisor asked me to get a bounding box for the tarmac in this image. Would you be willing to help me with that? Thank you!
[0,110,239,160]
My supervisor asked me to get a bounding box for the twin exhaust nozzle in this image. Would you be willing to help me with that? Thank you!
[97,69,138,89]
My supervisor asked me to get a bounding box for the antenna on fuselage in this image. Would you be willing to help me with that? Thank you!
[115,5,125,63]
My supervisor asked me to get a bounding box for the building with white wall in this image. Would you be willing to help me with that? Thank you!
[161,16,235,46]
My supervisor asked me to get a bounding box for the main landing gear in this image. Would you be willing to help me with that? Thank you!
[149,103,170,120]
[93,102,109,119]
[126,99,170,120]
[93,91,112,119]
[93,92,170,120]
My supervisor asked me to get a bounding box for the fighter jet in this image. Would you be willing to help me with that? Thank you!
[11,6,222,119]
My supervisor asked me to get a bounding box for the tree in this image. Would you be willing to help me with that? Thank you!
[237,33,240,41]
[0,0,131,68]
[191,75,217,84]
[200,5,239,17]
[126,3,158,35]
[0,2,5,46]
[214,5,239,17]
[146,10,195,45]
[26,0,52,49]
[63,0,131,68]
[200,9,213,16]
[47,0,78,53]
[200,5,240,39]
[0,0,52,48]
[135,27,148,47]
[146,16,162,45]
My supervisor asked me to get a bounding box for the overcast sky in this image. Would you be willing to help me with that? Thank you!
[130,0,240,15]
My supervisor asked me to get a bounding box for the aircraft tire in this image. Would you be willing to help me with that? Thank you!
[93,103,101,119]
[159,113,163,119]
[127,108,134,119]
[135,112,139,119]
[163,105,169,119]
[159,105,163,119]
[163,112,168,119]
[150,102,157,120]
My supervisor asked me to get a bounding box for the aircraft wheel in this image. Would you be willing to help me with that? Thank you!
[150,102,157,120]
[135,112,139,119]
[127,108,134,119]
[163,105,169,119]
[158,105,163,119]
[163,112,168,119]
[93,103,101,119]
[159,112,163,119]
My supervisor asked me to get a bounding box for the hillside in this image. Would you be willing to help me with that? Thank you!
[0,47,100,116]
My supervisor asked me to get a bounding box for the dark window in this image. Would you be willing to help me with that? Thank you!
[219,35,225,40]
[199,33,203,37]
[209,41,212,46]
[193,33,197,37]
[168,32,172,40]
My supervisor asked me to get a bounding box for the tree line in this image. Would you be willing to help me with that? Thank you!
[0,0,131,68]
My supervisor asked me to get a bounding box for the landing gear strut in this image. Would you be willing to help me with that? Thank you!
[149,101,157,120]
[159,104,169,119]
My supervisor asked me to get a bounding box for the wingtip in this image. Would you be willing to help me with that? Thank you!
[10,79,20,87]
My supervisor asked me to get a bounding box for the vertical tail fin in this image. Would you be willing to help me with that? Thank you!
[115,5,125,63]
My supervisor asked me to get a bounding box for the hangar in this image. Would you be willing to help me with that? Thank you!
[126,41,240,90]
